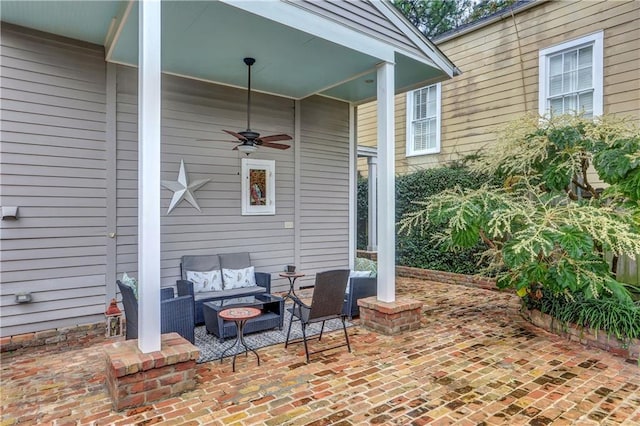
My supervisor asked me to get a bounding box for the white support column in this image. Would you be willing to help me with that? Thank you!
[367,155,378,252]
[376,61,395,303]
[137,0,162,353]
[294,100,302,271]
[348,104,356,270]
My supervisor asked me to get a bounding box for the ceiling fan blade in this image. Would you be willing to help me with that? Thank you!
[258,134,292,143]
[259,141,291,150]
[223,129,247,141]
[197,138,241,143]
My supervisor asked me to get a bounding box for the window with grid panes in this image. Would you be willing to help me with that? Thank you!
[406,83,440,156]
[539,32,603,118]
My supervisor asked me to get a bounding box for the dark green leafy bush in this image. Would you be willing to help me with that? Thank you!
[357,176,368,250]
[396,167,499,274]
[357,166,498,273]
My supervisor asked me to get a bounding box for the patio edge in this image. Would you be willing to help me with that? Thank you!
[0,322,106,353]
[396,266,498,291]
[521,307,640,364]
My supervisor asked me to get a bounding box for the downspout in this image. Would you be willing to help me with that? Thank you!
[510,7,529,112]
[105,63,117,304]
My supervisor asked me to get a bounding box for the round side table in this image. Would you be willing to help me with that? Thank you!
[218,307,262,372]
[279,272,305,300]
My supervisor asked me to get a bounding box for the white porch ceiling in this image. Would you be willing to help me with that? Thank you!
[0,0,452,104]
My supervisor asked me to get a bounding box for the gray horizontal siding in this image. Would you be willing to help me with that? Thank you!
[290,0,423,57]
[0,23,354,338]
[0,25,107,337]
[297,96,350,286]
[115,67,296,292]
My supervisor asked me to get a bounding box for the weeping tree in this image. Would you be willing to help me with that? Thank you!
[399,114,640,303]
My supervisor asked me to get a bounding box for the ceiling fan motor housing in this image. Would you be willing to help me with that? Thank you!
[239,130,260,141]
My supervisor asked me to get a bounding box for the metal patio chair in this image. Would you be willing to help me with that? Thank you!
[285,269,351,362]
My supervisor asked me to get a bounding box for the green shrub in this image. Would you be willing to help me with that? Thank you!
[399,114,640,303]
[396,166,499,274]
[525,294,640,341]
[357,176,368,250]
[357,166,498,273]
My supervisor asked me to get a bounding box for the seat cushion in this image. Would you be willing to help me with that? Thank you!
[347,271,372,293]
[192,285,266,302]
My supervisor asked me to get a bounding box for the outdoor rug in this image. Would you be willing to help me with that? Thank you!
[195,315,352,363]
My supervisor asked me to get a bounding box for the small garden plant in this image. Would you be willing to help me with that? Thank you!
[399,114,640,340]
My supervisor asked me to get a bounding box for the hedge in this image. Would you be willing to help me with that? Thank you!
[358,166,498,274]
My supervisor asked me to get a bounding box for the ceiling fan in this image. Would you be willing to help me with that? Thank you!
[205,57,292,154]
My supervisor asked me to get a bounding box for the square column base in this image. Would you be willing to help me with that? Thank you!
[105,333,199,411]
[357,297,423,335]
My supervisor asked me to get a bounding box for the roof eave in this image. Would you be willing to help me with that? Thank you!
[370,0,457,78]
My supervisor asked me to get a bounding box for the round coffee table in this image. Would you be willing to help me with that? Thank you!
[218,307,262,372]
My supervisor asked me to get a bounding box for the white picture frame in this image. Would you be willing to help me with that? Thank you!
[241,158,275,215]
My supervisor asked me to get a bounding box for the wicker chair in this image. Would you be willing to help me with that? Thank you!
[285,269,351,362]
[343,276,377,319]
[116,280,195,343]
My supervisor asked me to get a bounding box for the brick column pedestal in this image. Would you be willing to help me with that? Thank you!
[357,297,423,335]
[105,333,199,411]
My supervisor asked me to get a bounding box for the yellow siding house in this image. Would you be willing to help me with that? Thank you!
[357,0,640,174]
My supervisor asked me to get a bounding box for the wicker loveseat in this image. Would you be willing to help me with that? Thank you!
[176,252,271,325]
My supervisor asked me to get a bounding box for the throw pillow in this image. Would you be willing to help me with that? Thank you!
[354,257,378,277]
[222,266,256,290]
[186,270,223,292]
[121,272,138,299]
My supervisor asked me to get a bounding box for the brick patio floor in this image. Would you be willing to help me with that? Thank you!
[2,277,639,425]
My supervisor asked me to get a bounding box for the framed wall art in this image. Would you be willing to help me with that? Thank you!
[241,158,275,215]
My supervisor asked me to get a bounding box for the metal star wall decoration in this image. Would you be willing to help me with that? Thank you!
[161,159,210,214]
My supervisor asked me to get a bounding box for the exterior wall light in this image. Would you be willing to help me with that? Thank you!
[15,292,32,303]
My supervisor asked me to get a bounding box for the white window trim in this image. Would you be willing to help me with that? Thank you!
[538,31,604,118]
[405,82,441,157]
